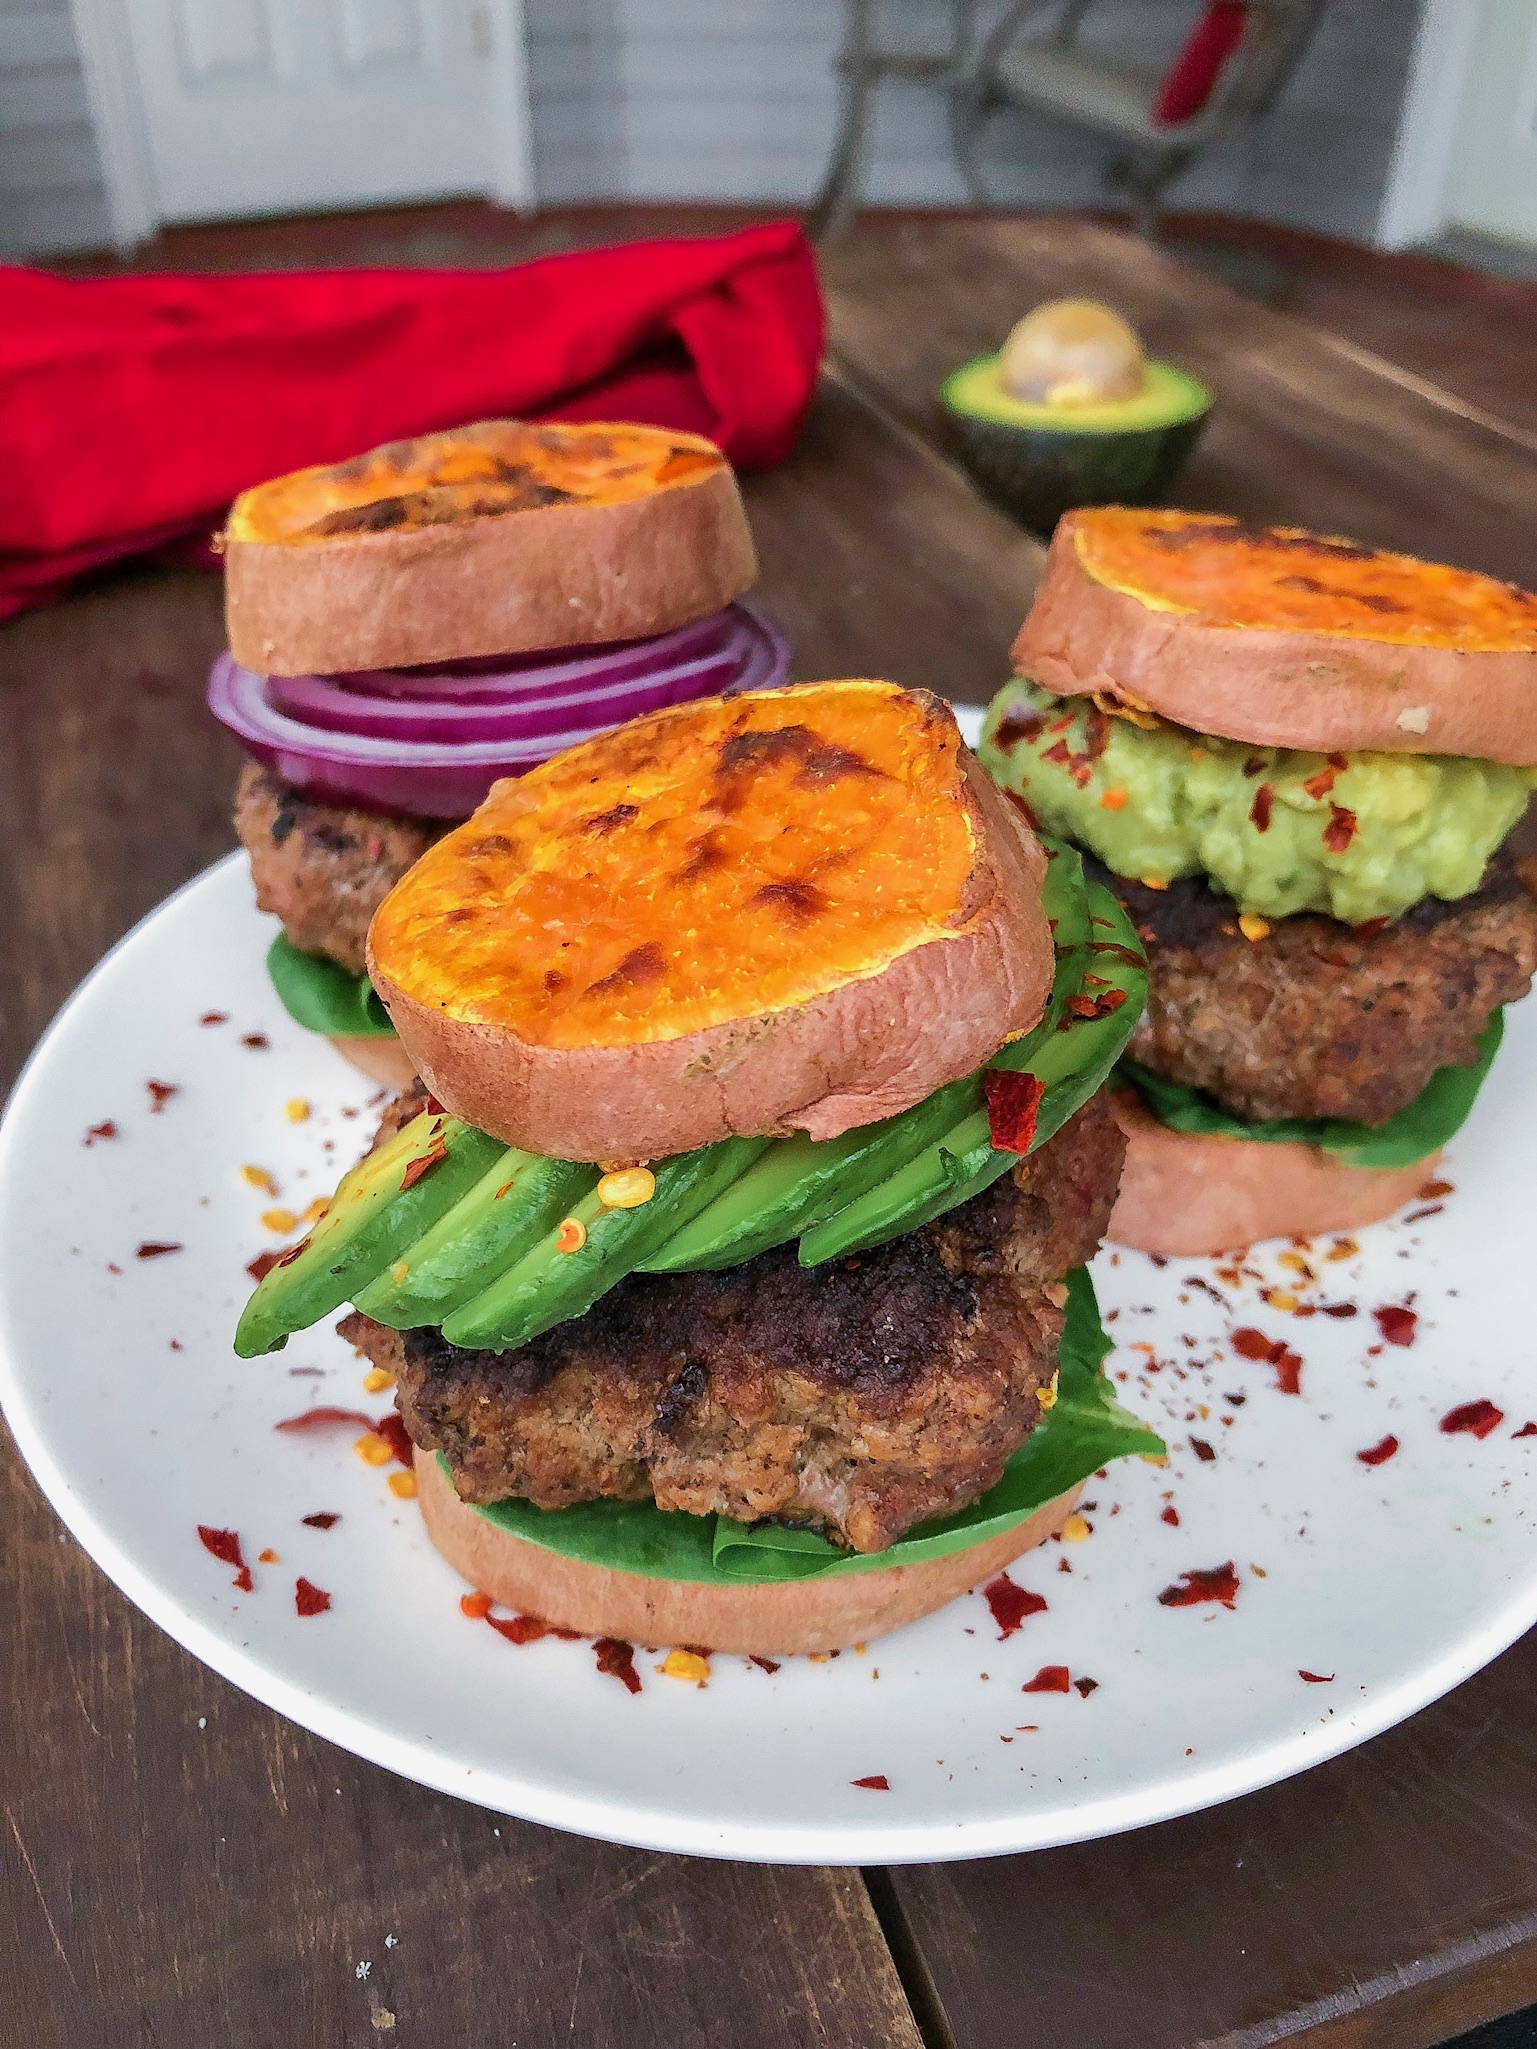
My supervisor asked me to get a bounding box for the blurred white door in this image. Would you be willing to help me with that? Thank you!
[118,0,508,221]
[1444,0,1537,246]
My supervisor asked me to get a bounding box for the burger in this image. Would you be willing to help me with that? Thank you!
[208,418,789,1092]
[980,507,1537,1254]
[234,679,1161,1655]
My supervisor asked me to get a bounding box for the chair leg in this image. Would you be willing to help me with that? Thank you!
[808,0,879,241]
[1108,145,1195,242]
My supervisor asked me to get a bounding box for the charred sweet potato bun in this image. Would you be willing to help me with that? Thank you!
[415,1445,1083,1656]
[1013,509,1537,764]
[224,420,757,676]
[1106,1087,1436,1255]
[368,681,1055,1162]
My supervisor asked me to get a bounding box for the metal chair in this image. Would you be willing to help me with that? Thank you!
[951,0,1326,237]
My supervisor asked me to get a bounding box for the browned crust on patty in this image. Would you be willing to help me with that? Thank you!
[1098,848,1537,1125]
[234,759,445,977]
[339,1089,1125,1554]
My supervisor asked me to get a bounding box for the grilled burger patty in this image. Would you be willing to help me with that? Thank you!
[340,1089,1126,1554]
[1099,848,1537,1126]
[234,760,445,977]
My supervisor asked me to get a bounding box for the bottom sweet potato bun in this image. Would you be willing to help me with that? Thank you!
[1106,1088,1437,1255]
[369,681,1054,1163]
[416,1446,1083,1656]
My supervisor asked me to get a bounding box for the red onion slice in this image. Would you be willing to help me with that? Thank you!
[208,601,790,818]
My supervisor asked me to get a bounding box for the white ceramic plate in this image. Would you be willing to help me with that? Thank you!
[3,853,1535,1864]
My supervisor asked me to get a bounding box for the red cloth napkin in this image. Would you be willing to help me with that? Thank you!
[0,221,824,622]
[1150,1,1249,127]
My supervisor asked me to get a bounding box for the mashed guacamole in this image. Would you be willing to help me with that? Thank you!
[980,679,1536,924]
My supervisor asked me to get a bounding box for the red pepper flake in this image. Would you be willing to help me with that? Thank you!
[994,708,1049,751]
[1158,1563,1240,1609]
[146,1080,180,1113]
[1161,1505,1181,1526]
[106,1262,122,1275]
[983,1071,1045,1156]
[852,1774,891,1790]
[1403,1204,1443,1223]
[1302,755,1348,801]
[83,1120,118,1146]
[136,1241,182,1259]
[1065,986,1128,1022]
[1230,1325,1303,1392]
[301,1511,341,1529]
[1323,804,1358,854]
[1040,739,1073,767]
[750,1655,781,1674]
[1353,916,1389,940]
[594,1637,641,1693]
[373,1412,413,1468]
[1250,784,1274,832]
[1299,1670,1335,1684]
[1273,1349,1303,1396]
[1190,1437,1217,1461]
[1441,1400,1504,1440]
[294,1577,331,1616]
[399,1139,449,1192]
[1373,1305,1417,1347]
[1513,1423,1537,1440]
[197,1524,253,1591]
[1418,1178,1454,1200]
[240,1033,269,1049]
[199,1010,229,1026]
[275,1406,375,1434]
[1021,1665,1072,1694]
[982,1572,1048,1638]
[489,1612,554,1645]
[1321,1302,1359,1319]
[1073,1676,1099,1697]
[246,1249,282,1282]
[1356,1434,1399,1466]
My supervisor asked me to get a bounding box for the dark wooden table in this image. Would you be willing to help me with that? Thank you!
[4,217,1535,2049]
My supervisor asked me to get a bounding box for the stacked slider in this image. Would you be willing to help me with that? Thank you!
[981,507,1537,1253]
[210,418,788,1089]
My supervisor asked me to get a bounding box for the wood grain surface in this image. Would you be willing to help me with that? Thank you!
[4,214,1535,2049]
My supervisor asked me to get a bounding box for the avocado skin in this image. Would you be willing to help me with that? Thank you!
[940,406,1207,537]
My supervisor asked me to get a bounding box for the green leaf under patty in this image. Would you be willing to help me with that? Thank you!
[463,1267,1163,1587]
[266,932,397,1038]
[1118,1009,1503,1170]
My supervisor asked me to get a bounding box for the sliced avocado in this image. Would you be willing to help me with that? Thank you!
[938,353,1209,537]
[442,1135,772,1354]
[234,1111,504,1356]
[352,1150,597,1329]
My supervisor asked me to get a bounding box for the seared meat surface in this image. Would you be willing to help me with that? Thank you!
[340,1090,1125,1553]
[1103,849,1537,1126]
[234,760,445,976]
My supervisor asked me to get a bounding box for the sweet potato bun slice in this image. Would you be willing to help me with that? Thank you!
[1014,508,1537,765]
[368,681,1054,1162]
[416,1445,1083,1656]
[1106,1087,1437,1255]
[224,420,757,676]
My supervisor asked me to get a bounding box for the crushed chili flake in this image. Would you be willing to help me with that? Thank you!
[196,1524,253,1592]
[1161,1505,1181,1526]
[1403,1205,1443,1223]
[1250,784,1275,832]
[1273,1350,1303,1396]
[146,1080,180,1113]
[1441,1400,1504,1440]
[258,1547,280,1564]
[294,1577,331,1616]
[1302,757,1347,801]
[275,1406,374,1434]
[240,1033,269,1049]
[1158,1563,1240,1609]
[199,1011,229,1026]
[1373,1305,1417,1347]
[1321,1302,1359,1319]
[84,1120,118,1146]
[1299,1670,1335,1684]
[1513,1423,1537,1441]
[1190,1437,1217,1462]
[1021,1666,1072,1694]
[982,1573,1047,1638]
[852,1775,891,1790]
[245,1249,283,1282]
[400,1140,450,1192]
[136,1241,182,1258]
[1064,987,1127,1022]
[1323,804,1358,854]
[750,1655,782,1674]
[994,708,1049,751]
[373,1413,413,1468]
[1231,1326,1279,1361]
[489,1612,557,1645]
[983,1071,1045,1155]
[1418,1178,1454,1200]
[301,1512,341,1529]
[1356,1434,1399,1466]
[594,1637,641,1693]
[1074,1676,1099,1697]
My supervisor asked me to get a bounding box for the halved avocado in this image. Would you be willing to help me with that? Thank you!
[939,354,1210,536]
